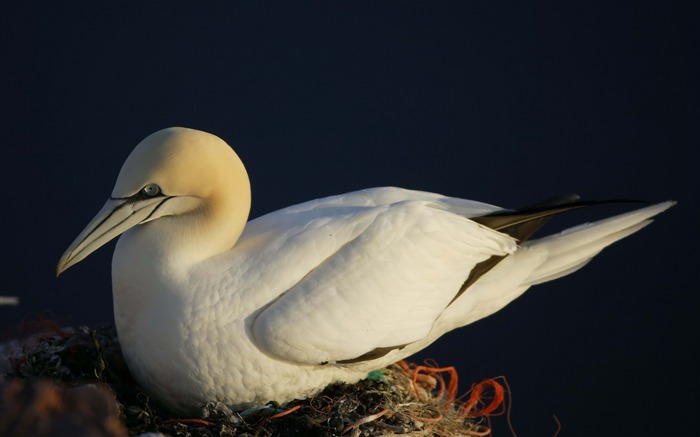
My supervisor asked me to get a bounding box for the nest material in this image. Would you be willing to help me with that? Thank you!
[0,324,494,436]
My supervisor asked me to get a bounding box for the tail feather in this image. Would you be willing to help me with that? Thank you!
[456,198,672,302]
[438,200,674,333]
[525,221,651,285]
[522,201,675,286]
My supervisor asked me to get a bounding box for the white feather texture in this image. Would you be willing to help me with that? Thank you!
[57,127,675,413]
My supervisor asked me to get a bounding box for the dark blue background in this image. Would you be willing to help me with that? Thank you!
[2,3,698,435]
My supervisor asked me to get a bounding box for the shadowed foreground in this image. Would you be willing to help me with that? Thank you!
[0,323,505,436]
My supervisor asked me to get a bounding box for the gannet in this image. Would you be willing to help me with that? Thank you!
[57,127,674,414]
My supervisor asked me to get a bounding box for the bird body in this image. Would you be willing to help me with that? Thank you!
[57,127,674,414]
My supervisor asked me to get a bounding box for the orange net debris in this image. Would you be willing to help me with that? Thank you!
[397,359,515,436]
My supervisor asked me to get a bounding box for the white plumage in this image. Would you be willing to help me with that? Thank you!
[57,127,674,413]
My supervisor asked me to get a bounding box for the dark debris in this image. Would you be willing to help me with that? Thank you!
[1,324,485,436]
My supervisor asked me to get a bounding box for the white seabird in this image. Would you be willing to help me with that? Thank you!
[57,127,674,414]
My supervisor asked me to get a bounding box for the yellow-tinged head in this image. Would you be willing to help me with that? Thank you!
[57,127,252,275]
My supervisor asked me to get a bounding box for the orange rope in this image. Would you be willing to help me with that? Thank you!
[413,364,459,402]
[461,377,505,417]
[342,408,393,433]
[265,404,302,421]
[309,395,334,414]
[552,414,562,437]
[465,424,493,436]
[159,418,214,426]
[400,359,459,404]
[397,360,516,436]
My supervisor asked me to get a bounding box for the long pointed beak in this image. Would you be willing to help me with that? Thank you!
[56,196,168,276]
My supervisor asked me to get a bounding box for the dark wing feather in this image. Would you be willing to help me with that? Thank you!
[451,196,645,303]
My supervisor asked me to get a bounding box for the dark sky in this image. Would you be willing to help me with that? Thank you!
[2,2,698,435]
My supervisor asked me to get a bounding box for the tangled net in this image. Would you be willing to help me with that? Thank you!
[0,321,516,436]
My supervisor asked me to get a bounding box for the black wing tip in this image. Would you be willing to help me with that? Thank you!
[486,197,650,219]
[471,196,652,239]
[518,193,581,210]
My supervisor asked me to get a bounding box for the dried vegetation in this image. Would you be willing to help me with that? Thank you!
[1,323,506,436]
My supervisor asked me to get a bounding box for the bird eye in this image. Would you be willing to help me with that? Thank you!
[141,183,161,197]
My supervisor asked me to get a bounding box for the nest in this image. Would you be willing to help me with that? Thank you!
[0,323,503,436]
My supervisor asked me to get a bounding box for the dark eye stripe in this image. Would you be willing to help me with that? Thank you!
[143,197,174,222]
[111,184,165,202]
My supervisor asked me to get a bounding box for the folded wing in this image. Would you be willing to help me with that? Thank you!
[250,199,516,365]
